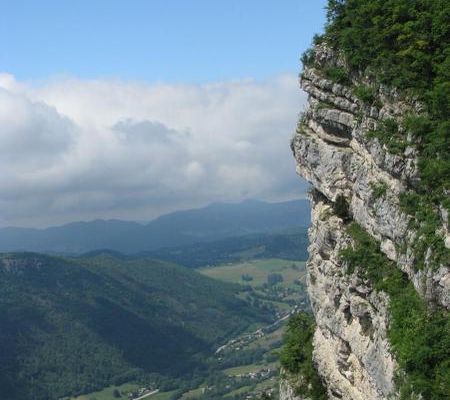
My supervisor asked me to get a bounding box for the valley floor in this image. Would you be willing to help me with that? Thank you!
[69,259,309,400]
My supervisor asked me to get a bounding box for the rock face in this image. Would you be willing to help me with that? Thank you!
[283,45,450,400]
[279,375,306,400]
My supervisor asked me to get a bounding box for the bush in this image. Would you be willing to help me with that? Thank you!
[341,223,450,399]
[366,118,408,155]
[333,195,350,221]
[370,182,387,200]
[323,65,351,85]
[301,49,316,67]
[241,274,253,282]
[399,192,449,270]
[353,85,376,104]
[267,273,283,286]
[280,312,327,400]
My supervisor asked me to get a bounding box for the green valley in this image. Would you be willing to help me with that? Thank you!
[79,258,309,400]
[0,252,309,400]
[0,253,270,400]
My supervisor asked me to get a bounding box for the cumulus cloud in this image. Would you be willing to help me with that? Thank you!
[0,72,308,227]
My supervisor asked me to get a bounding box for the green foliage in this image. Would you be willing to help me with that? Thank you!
[0,253,268,400]
[341,223,450,399]
[317,0,450,274]
[367,118,407,155]
[280,312,327,400]
[149,230,309,268]
[324,0,450,91]
[322,0,450,208]
[353,85,376,104]
[399,192,450,270]
[333,195,351,221]
[316,100,334,111]
[399,192,422,215]
[241,274,254,282]
[402,113,450,193]
[323,65,351,85]
[301,48,316,67]
[370,182,387,200]
[267,273,283,286]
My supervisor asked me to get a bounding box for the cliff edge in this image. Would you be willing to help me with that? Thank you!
[281,2,449,399]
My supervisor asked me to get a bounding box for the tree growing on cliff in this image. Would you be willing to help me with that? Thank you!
[280,312,327,400]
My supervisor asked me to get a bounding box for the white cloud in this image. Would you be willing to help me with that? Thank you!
[0,73,308,227]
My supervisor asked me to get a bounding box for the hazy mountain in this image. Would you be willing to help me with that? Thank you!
[0,252,267,400]
[0,199,310,254]
[145,229,309,268]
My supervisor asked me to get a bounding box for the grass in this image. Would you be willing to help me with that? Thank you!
[224,385,253,397]
[254,378,278,393]
[366,118,407,155]
[181,387,206,399]
[246,325,285,351]
[70,383,139,400]
[223,361,278,377]
[223,363,263,376]
[199,258,306,288]
[370,182,387,200]
[149,390,179,400]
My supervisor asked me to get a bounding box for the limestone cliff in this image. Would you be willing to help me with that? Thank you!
[280,43,449,400]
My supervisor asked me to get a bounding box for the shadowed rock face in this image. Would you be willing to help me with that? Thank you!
[281,44,449,400]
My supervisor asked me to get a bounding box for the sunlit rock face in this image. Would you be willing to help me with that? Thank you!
[279,376,304,400]
[282,44,449,400]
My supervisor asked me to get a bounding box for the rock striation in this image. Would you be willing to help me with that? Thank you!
[281,44,449,400]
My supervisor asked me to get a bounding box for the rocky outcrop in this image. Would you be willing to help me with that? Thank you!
[279,375,307,400]
[286,45,449,400]
[305,194,396,400]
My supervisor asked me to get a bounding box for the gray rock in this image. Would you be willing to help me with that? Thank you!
[287,44,449,399]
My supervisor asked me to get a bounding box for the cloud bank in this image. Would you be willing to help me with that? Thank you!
[0,73,307,227]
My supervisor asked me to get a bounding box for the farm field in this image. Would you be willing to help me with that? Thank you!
[69,383,139,400]
[199,258,306,288]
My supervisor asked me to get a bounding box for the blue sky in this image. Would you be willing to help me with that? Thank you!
[0,1,327,227]
[0,0,327,83]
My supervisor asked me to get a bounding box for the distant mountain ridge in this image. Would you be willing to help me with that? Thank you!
[0,199,310,254]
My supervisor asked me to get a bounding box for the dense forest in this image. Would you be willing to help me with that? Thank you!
[0,253,269,399]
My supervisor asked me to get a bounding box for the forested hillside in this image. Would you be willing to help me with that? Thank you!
[144,229,309,268]
[0,253,268,400]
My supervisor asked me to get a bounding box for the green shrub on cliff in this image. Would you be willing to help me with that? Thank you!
[341,223,450,399]
[280,312,327,400]
[323,65,351,85]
